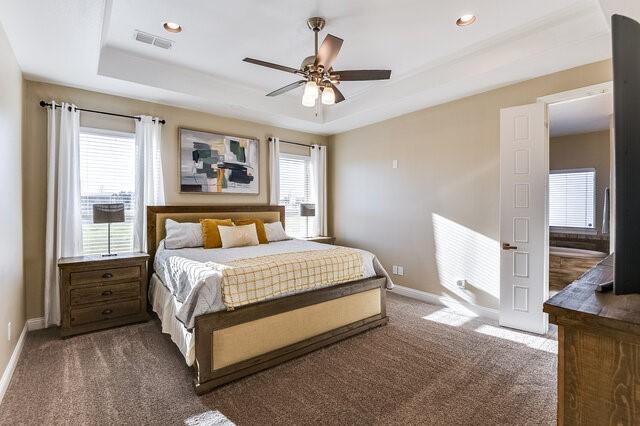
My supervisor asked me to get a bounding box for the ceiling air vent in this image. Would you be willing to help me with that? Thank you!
[134,30,173,50]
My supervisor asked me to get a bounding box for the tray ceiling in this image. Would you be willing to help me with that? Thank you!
[0,0,616,134]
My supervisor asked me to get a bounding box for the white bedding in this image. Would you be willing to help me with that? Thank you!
[153,239,393,330]
[148,239,393,365]
[149,274,196,365]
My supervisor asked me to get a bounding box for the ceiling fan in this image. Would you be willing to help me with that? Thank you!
[243,17,392,107]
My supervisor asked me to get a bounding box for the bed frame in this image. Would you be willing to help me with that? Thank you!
[147,205,388,394]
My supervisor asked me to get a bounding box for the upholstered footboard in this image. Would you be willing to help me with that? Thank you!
[193,276,388,394]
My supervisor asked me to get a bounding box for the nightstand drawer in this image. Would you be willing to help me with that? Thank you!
[69,265,140,286]
[70,299,141,326]
[70,281,140,306]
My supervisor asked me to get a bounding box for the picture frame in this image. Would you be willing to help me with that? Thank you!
[179,127,259,194]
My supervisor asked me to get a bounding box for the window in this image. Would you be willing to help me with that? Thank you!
[549,168,596,230]
[279,153,312,238]
[79,129,136,254]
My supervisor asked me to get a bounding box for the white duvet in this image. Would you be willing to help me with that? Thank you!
[153,239,393,329]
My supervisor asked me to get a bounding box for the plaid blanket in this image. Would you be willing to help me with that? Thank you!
[214,247,364,309]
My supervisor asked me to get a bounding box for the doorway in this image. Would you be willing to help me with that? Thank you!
[546,88,613,298]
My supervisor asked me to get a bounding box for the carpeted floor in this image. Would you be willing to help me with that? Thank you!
[0,293,557,425]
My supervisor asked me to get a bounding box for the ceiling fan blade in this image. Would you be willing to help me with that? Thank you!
[331,70,392,81]
[331,83,346,103]
[243,58,300,74]
[315,34,343,70]
[266,80,307,97]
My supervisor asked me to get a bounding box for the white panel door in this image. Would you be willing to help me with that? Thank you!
[499,102,548,334]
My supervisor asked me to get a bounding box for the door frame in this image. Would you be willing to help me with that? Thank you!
[538,81,614,254]
[537,81,613,105]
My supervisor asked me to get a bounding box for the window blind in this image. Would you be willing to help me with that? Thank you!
[279,154,312,238]
[549,169,596,229]
[79,129,136,254]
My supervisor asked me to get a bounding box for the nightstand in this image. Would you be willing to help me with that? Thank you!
[58,252,149,337]
[299,236,336,245]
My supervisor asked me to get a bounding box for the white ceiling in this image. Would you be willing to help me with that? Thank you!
[549,92,613,137]
[0,0,620,135]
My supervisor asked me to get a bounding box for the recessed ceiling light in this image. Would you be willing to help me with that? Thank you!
[456,14,476,27]
[163,22,182,33]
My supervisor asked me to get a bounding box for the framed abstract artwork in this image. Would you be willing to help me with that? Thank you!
[179,128,259,194]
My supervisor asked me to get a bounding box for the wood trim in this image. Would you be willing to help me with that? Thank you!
[193,276,387,392]
[195,316,388,394]
[146,205,285,274]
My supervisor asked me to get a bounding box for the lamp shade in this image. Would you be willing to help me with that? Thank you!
[321,87,336,105]
[93,203,125,224]
[300,203,316,217]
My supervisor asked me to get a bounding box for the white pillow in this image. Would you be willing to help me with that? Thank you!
[164,219,203,249]
[264,221,289,242]
[219,223,260,248]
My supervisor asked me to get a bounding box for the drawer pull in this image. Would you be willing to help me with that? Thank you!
[102,272,113,279]
[102,309,113,315]
[101,290,113,296]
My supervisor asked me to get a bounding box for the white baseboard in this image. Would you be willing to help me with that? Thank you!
[390,285,499,321]
[26,317,45,331]
[0,322,27,405]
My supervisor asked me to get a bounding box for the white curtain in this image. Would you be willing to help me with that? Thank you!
[134,116,165,251]
[44,102,83,327]
[311,144,327,237]
[269,137,281,205]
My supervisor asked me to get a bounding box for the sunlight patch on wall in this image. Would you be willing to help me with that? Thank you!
[432,213,500,306]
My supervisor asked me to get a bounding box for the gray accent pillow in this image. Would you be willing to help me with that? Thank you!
[264,221,290,242]
[164,219,203,249]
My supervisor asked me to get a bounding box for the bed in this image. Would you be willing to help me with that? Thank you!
[147,205,391,394]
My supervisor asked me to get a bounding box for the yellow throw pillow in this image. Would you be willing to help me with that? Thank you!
[233,218,268,244]
[200,218,234,248]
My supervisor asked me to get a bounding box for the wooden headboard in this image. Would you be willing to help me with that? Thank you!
[146,205,285,270]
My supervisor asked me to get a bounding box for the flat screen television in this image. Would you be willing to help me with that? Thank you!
[613,14,640,294]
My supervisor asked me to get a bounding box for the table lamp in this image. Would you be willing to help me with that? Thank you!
[93,203,125,257]
[300,203,315,238]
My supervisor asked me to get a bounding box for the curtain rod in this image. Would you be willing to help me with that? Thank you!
[39,101,166,125]
[268,137,315,149]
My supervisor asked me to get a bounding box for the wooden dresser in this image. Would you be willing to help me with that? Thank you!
[544,254,640,425]
[58,252,149,337]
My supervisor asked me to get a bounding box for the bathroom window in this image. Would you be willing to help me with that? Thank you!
[549,168,596,230]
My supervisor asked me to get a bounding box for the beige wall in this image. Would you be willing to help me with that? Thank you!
[0,23,24,374]
[22,81,327,319]
[550,130,610,234]
[329,60,612,311]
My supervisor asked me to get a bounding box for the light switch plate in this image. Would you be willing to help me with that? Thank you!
[392,160,398,169]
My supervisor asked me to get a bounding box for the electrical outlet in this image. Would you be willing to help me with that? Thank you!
[392,160,398,169]
[457,279,467,289]
[392,265,398,274]
[7,322,11,342]
[397,266,404,276]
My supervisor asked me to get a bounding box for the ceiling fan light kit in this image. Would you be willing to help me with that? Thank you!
[303,80,319,100]
[243,17,392,108]
[321,86,335,105]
